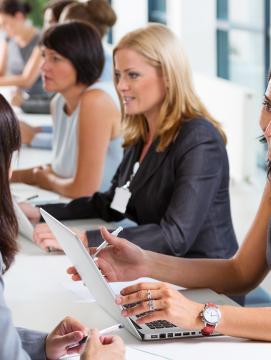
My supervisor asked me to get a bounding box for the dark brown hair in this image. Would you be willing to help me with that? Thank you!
[41,21,104,86]
[0,0,31,15]
[62,0,117,38]
[44,0,75,22]
[0,94,21,272]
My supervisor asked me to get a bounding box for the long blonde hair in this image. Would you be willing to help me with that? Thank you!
[113,24,226,151]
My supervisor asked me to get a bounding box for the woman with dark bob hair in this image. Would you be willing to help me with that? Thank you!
[12,21,122,198]
[0,93,125,359]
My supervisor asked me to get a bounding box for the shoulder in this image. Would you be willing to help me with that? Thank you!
[51,93,62,109]
[81,82,118,109]
[169,117,227,161]
[176,117,225,146]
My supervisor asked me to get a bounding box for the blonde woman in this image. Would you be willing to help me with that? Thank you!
[30,24,237,260]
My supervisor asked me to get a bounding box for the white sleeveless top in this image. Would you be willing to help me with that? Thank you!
[51,81,123,192]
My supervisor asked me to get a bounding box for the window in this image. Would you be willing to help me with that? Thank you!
[216,0,268,94]
[148,0,167,24]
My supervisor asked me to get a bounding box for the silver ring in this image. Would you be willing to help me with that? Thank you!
[148,298,155,312]
[147,289,152,301]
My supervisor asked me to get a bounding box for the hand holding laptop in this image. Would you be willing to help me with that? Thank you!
[33,223,88,252]
[68,226,147,283]
[18,201,41,225]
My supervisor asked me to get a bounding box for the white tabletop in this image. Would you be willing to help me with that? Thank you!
[3,236,271,360]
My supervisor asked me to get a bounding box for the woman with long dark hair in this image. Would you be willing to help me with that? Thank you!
[0,94,124,359]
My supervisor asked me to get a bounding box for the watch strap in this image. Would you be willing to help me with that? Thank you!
[200,324,215,336]
[200,302,219,336]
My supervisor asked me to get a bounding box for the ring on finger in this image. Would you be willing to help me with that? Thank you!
[147,289,152,301]
[148,298,155,312]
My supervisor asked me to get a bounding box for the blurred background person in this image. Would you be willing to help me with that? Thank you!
[20,0,117,149]
[12,21,122,198]
[0,0,48,107]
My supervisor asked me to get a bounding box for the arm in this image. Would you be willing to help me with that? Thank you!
[0,273,45,359]
[96,181,271,295]
[0,38,8,76]
[0,46,41,88]
[117,281,271,342]
[146,178,270,294]
[33,90,120,198]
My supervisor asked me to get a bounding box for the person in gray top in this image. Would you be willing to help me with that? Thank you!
[0,93,125,359]
[0,1,47,102]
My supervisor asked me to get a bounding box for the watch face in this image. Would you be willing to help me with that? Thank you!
[203,306,221,325]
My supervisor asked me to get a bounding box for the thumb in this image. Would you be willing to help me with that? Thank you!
[83,329,100,352]
[56,330,83,348]
[100,227,123,247]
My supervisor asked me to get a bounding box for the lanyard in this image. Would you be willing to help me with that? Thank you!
[123,161,140,189]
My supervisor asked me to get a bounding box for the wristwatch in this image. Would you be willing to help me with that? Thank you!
[200,303,221,336]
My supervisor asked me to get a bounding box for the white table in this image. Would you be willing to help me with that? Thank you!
[4,236,271,360]
[5,90,271,359]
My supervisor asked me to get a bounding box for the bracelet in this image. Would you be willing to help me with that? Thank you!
[263,94,271,112]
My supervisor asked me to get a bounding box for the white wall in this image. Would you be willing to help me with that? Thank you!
[167,0,216,76]
[112,0,148,43]
[194,73,258,181]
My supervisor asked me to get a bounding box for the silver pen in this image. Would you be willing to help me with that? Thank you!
[92,226,123,258]
[67,323,124,349]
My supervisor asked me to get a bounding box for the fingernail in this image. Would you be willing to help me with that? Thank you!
[121,310,128,316]
[115,296,122,304]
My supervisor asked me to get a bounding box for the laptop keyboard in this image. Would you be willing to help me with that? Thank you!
[146,320,176,329]
[124,302,176,329]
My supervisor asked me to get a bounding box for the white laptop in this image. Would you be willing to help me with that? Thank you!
[13,200,34,241]
[40,208,240,341]
[13,200,101,243]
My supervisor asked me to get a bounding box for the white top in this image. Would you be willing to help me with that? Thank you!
[51,81,122,192]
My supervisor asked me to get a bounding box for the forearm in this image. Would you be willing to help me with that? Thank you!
[11,168,36,185]
[40,190,118,222]
[217,306,271,341]
[0,74,34,88]
[41,172,100,198]
[145,251,241,294]
[146,181,271,294]
[17,327,47,360]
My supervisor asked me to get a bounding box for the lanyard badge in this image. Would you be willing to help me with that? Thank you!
[110,162,139,214]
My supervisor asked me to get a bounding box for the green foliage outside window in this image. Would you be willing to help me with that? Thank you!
[27,0,47,27]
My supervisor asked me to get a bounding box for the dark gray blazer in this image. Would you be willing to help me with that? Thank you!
[0,255,47,359]
[42,118,238,259]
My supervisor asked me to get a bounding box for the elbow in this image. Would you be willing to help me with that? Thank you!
[225,257,265,295]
